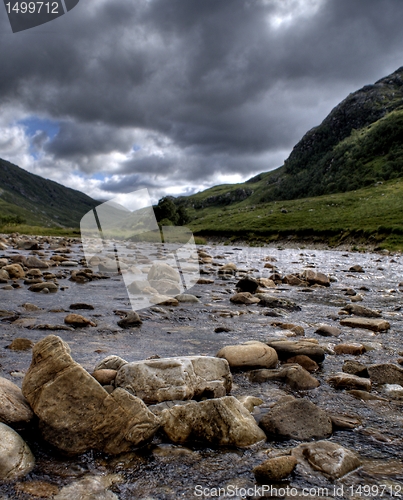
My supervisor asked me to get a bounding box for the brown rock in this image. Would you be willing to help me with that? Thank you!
[0,377,34,426]
[315,324,341,337]
[25,256,49,269]
[341,304,381,318]
[91,369,117,385]
[216,341,278,369]
[253,455,297,482]
[303,270,330,287]
[340,317,390,332]
[286,355,319,373]
[334,343,366,355]
[230,292,260,305]
[64,314,96,328]
[22,335,160,455]
[117,311,142,328]
[6,338,34,351]
[342,360,368,377]
[367,363,403,385]
[3,264,25,279]
[327,372,371,391]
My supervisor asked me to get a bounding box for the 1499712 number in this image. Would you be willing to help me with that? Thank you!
[5,2,59,14]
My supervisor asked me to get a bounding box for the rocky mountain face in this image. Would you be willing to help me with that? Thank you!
[0,158,99,227]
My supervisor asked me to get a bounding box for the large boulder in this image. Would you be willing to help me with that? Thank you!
[259,397,332,441]
[161,396,266,447]
[115,356,232,404]
[0,377,34,426]
[0,423,35,481]
[216,341,278,369]
[22,335,160,455]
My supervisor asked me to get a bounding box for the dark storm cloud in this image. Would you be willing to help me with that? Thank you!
[1,0,403,198]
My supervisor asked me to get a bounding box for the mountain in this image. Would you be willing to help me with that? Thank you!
[0,158,99,227]
[177,66,403,210]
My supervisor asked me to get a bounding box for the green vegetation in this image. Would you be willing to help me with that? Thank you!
[154,196,190,226]
[188,177,403,251]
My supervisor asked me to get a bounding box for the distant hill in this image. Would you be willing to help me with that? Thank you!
[0,158,99,227]
[177,66,403,210]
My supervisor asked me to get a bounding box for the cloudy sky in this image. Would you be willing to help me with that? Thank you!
[1,0,403,203]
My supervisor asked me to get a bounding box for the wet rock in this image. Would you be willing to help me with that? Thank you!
[253,455,297,483]
[286,355,319,373]
[327,372,371,391]
[217,263,237,277]
[21,302,42,312]
[22,335,160,455]
[230,292,260,305]
[283,274,305,286]
[315,324,341,337]
[382,384,403,400]
[341,304,382,318]
[14,480,60,497]
[3,264,25,279]
[367,363,403,385]
[342,360,369,377]
[25,256,49,269]
[329,413,362,429]
[236,395,264,412]
[197,278,214,284]
[347,390,387,401]
[33,324,74,331]
[260,397,332,441]
[91,369,117,385]
[340,317,390,332]
[249,365,319,390]
[292,440,361,479]
[69,303,95,310]
[6,338,34,351]
[0,268,10,281]
[0,377,34,426]
[175,294,200,303]
[267,339,325,362]
[214,326,231,333]
[148,262,180,282]
[149,279,181,295]
[235,277,259,293]
[150,295,179,306]
[28,282,58,293]
[53,474,122,500]
[255,293,300,311]
[95,355,128,371]
[161,396,266,447]
[258,277,276,288]
[117,311,142,328]
[0,423,35,481]
[115,356,232,404]
[349,265,364,272]
[216,341,278,369]
[334,343,366,355]
[64,313,96,328]
[272,322,305,336]
[302,270,330,287]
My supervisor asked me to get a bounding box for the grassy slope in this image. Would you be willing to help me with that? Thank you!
[188,177,403,250]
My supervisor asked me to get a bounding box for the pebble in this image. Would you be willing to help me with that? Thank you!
[253,455,297,482]
[64,314,96,328]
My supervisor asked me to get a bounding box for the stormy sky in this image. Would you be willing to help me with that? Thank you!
[1,0,403,203]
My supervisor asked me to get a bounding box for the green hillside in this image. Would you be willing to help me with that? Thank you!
[188,177,403,250]
[0,158,99,228]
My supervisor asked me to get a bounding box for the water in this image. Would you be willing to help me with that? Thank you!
[1,241,403,499]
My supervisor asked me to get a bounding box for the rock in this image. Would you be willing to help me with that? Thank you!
[25,256,49,269]
[327,372,371,391]
[258,277,276,288]
[341,304,381,318]
[0,377,34,426]
[255,293,300,311]
[342,360,369,377]
[175,294,200,303]
[95,355,128,371]
[21,303,42,312]
[334,343,366,355]
[286,355,319,373]
[3,264,25,279]
[53,474,122,500]
[253,456,297,483]
[150,295,179,306]
[115,356,232,404]
[260,397,332,441]
[14,480,60,497]
[249,365,319,390]
[197,278,214,284]
[28,282,58,293]
[340,317,390,332]
[303,270,330,287]
[6,338,34,351]
[283,274,305,286]
[349,265,364,272]
[64,313,96,328]
[217,263,237,277]
[92,369,117,385]
[271,322,305,336]
[148,263,180,283]
[0,269,10,281]
[267,339,325,362]
[292,440,361,479]
[117,311,142,328]
[216,341,278,369]
[149,279,181,295]
[236,395,264,412]
[230,292,260,305]
[69,303,95,310]
[235,277,259,293]
[161,396,266,447]
[315,324,341,337]
[0,423,35,481]
[347,390,387,401]
[22,335,160,454]
[329,414,362,429]
[367,363,403,385]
